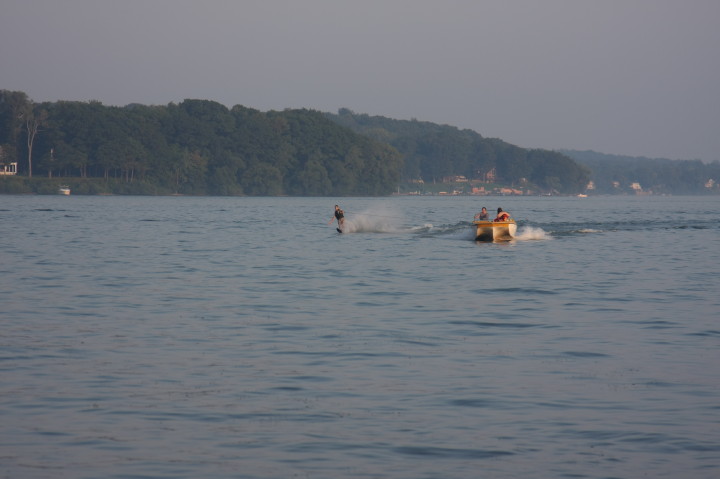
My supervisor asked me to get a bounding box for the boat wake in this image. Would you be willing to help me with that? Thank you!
[514,226,552,241]
[338,208,553,242]
[341,206,410,234]
[343,217,400,233]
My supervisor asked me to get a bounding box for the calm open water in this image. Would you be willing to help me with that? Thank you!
[1,194,719,479]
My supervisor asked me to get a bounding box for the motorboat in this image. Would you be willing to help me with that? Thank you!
[473,219,517,241]
[58,185,71,195]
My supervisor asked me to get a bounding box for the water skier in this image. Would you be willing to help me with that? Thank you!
[329,204,345,232]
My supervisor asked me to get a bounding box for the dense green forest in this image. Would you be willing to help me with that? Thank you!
[0,90,401,195]
[562,150,720,195]
[1,90,591,196]
[327,109,590,194]
[4,90,715,196]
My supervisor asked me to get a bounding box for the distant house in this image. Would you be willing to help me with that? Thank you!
[630,182,651,195]
[496,187,524,195]
[0,162,17,176]
[475,168,496,183]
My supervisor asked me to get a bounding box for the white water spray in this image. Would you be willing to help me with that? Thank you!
[341,205,407,233]
[514,226,551,240]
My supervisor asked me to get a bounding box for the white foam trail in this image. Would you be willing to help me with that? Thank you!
[514,226,551,240]
[342,205,406,233]
[343,216,397,233]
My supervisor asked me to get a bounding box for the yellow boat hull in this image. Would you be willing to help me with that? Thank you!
[473,220,517,241]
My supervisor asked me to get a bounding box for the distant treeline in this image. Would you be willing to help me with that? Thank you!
[562,150,720,194]
[0,90,591,196]
[327,109,590,194]
[4,89,714,196]
[0,90,401,195]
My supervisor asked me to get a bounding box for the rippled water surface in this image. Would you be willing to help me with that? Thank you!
[1,195,719,478]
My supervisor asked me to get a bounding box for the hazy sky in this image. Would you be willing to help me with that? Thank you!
[2,0,719,161]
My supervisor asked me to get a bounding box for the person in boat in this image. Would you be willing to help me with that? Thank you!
[328,204,345,230]
[494,207,511,222]
[474,207,489,220]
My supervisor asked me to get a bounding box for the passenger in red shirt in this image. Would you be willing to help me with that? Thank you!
[494,207,510,222]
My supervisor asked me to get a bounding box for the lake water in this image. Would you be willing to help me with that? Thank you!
[1,194,719,479]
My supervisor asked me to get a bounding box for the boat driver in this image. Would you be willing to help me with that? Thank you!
[474,207,489,220]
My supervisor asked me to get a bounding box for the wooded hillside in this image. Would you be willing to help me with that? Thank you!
[562,150,720,195]
[7,90,714,196]
[1,91,401,195]
[327,109,590,194]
